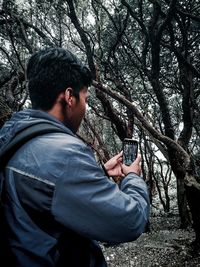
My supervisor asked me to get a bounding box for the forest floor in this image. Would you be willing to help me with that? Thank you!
[102,214,200,266]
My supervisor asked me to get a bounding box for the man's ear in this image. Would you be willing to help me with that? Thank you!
[64,88,73,106]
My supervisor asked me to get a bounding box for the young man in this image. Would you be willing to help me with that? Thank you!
[0,47,149,267]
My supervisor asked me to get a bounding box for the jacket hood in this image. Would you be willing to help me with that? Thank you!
[0,109,74,149]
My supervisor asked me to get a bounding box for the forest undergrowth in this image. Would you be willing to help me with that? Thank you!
[103,215,200,267]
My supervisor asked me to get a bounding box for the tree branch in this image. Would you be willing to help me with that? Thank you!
[92,80,190,167]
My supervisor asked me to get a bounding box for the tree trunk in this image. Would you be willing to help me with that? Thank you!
[168,148,191,228]
[185,173,200,247]
[176,178,191,228]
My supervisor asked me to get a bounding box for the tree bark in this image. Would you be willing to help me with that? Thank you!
[185,173,200,247]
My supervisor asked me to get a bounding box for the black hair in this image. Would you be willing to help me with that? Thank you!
[26,47,92,110]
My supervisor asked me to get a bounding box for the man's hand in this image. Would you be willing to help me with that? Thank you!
[104,151,124,177]
[121,155,141,176]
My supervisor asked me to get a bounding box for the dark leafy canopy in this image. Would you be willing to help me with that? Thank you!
[0,0,200,244]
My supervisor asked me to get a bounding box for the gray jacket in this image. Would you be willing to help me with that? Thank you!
[0,109,150,267]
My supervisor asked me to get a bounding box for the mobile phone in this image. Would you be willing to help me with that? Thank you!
[123,138,138,166]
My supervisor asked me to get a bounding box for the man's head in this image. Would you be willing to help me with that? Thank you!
[26,47,92,132]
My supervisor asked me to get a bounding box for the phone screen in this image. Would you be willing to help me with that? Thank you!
[123,139,138,166]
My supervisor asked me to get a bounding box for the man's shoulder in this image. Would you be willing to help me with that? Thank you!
[37,131,86,147]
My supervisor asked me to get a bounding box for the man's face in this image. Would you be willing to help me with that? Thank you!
[63,87,88,133]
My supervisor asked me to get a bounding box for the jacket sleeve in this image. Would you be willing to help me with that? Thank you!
[51,140,150,244]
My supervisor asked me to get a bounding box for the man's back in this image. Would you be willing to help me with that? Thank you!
[0,109,149,267]
[1,109,107,266]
